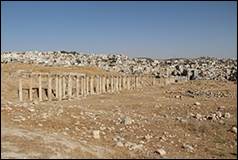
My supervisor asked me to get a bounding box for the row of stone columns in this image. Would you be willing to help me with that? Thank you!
[18,73,156,102]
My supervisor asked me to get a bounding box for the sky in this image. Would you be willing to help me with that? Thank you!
[1,1,237,59]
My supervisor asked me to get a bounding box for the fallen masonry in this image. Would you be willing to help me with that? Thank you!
[1,51,237,81]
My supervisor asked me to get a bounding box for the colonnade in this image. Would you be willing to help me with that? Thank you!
[18,72,156,102]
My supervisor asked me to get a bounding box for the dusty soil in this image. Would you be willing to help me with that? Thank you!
[1,63,237,159]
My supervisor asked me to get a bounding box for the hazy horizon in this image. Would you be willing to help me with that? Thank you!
[1,1,237,59]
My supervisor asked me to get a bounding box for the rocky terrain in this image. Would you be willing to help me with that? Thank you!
[1,51,237,81]
[1,52,237,159]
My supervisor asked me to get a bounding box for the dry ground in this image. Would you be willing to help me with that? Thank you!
[1,63,237,159]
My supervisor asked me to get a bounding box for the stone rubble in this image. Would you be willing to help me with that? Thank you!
[92,130,100,139]
[182,144,194,152]
[155,148,167,156]
[116,141,124,147]
[194,102,201,106]
[121,116,133,125]
[124,141,143,151]
[1,51,236,81]
[191,110,232,122]
[231,126,237,134]
[184,89,232,98]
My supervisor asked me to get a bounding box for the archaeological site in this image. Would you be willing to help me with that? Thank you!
[1,51,237,159]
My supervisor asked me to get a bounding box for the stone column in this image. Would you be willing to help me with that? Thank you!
[152,76,156,86]
[133,76,136,89]
[135,76,138,88]
[19,77,23,102]
[141,75,144,87]
[127,76,130,90]
[55,75,59,99]
[93,76,96,94]
[101,76,103,93]
[137,75,141,88]
[117,76,120,91]
[68,74,72,99]
[140,76,143,87]
[110,76,113,92]
[84,75,87,96]
[106,76,110,92]
[99,76,102,94]
[120,76,122,90]
[130,76,133,89]
[144,75,147,86]
[139,75,142,88]
[121,76,124,89]
[29,74,33,101]
[108,76,113,93]
[80,76,84,96]
[48,74,52,101]
[135,75,139,88]
[147,76,149,86]
[141,76,144,87]
[58,75,62,101]
[144,76,146,87]
[115,76,119,92]
[76,75,80,97]
[97,76,99,93]
[138,75,141,88]
[95,76,99,94]
[148,76,151,86]
[118,76,122,91]
[90,76,94,95]
[102,76,106,93]
[62,76,66,98]
[133,76,135,89]
[85,75,89,95]
[113,76,116,92]
[39,74,42,101]
[121,76,123,90]
[122,76,126,89]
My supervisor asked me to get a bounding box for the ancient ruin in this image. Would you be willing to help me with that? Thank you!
[17,70,167,102]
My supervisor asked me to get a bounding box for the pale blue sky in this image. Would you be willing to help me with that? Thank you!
[1,1,237,58]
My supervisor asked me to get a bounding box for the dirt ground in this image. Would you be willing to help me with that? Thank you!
[1,63,237,159]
